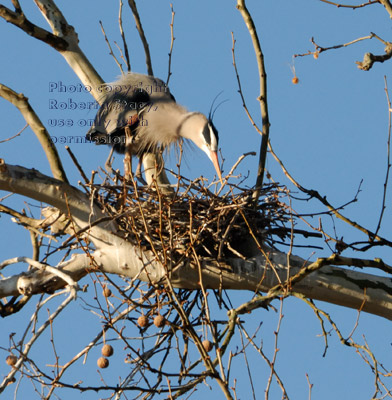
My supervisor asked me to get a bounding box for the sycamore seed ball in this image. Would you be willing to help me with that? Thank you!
[202,340,213,353]
[101,344,114,357]
[97,357,109,369]
[6,355,17,366]
[137,315,148,327]
[292,76,299,84]
[103,287,112,297]
[154,315,165,328]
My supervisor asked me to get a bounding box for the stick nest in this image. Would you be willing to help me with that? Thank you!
[92,177,293,261]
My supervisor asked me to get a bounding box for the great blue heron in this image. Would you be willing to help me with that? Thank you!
[86,73,222,182]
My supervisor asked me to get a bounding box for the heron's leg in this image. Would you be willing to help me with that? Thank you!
[135,155,147,185]
[135,155,142,178]
[124,126,133,180]
[105,146,115,175]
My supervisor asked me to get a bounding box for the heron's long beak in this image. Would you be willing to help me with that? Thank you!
[209,150,222,183]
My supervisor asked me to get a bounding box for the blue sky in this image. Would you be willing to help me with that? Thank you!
[1,1,392,399]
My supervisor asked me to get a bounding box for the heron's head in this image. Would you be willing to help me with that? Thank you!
[179,113,222,181]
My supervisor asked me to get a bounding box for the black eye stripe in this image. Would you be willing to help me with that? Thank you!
[202,124,211,146]
[210,121,219,143]
[202,122,219,146]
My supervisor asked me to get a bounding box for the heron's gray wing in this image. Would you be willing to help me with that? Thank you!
[86,89,150,141]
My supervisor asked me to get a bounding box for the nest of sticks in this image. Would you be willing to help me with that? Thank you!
[92,175,297,262]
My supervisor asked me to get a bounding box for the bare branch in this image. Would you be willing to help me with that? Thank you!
[0,161,117,247]
[318,0,378,9]
[0,204,56,241]
[0,204,42,229]
[166,4,175,86]
[294,33,392,72]
[65,146,89,185]
[0,257,79,293]
[294,34,375,58]
[0,3,68,50]
[1,163,392,318]
[374,77,392,237]
[0,123,28,144]
[0,290,75,393]
[127,0,153,76]
[3,2,392,397]
[378,0,392,18]
[99,20,124,74]
[0,83,68,183]
[119,0,131,72]
[236,0,270,201]
[1,1,105,100]
[267,140,392,245]
[231,33,262,135]
[33,0,104,101]
[356,47,392,70]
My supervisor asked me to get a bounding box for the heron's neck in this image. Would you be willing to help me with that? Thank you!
[139,103,190,148]
[177,112,204,140]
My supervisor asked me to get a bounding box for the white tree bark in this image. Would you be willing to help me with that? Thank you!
[1,161,391,320]
[34,0,104,102]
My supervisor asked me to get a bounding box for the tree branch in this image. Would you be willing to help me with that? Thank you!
[378,0,392,18]
[356,47,392,70]
[318,0,378,9]
[119,0,131,72]
[1,163,392,319]
[0,161,117,247]
[0,83,68,182]
[127,0,154,76]
[166,3,175,86]
[236,0,270,201]
[0,3,68,50]
[33,0,104,102]
[0,1,104,101]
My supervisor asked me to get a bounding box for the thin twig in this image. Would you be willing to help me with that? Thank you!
[99,20,124,74]
[265,299,284,399]
[118,0,131,72]
[305,373,313,400]
[216,151,256,196]
[0,123,28,143]
[374,76,391,237]
[318,0,378,9]
[238,328,256,400]
[268,140,392,244]
[128,0,153,76]
[65,146,89,185]
[231,33,262,135]
[0,290,74,392]
[239,321,289,398]
[346,289,367,341]
[294,34,375,58]
[294,294,330,356]
[166,3,175,86]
